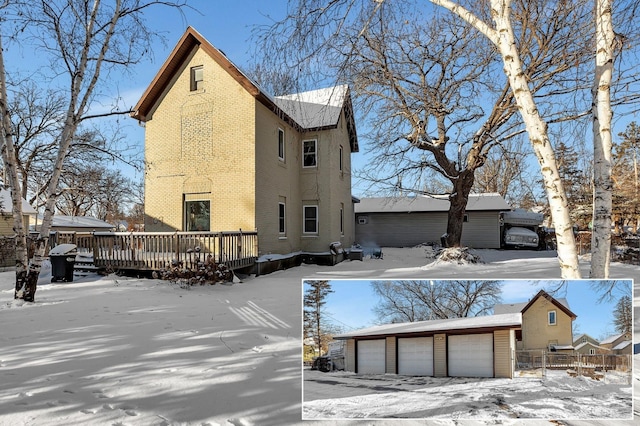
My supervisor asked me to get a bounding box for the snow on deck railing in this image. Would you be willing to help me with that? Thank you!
[86,231,258,271]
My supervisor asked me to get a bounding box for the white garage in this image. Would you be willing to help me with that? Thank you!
[448,333,494,377]
[398,337,433,376]
[357,339,386,374]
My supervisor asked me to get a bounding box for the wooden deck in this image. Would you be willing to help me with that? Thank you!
[50,230,258,272]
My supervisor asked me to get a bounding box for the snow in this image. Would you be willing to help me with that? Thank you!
[0,248,638,425]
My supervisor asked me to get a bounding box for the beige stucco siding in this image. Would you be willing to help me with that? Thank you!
[522,298,573,350]
[493,329,515,378]
[144,45,256,232]
[385,336,397,374]
[433,333,447,377]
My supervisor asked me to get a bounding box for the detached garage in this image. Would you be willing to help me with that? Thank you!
[336,313,521,378]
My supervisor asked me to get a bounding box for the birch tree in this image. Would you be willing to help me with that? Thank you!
[0,0,188,302]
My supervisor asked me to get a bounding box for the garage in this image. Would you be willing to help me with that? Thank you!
[357,339,386,374]
[398,337,433,376]
[448,333,494,377]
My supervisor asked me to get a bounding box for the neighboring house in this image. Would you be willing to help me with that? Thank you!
[574,341,610,355]
[0,189,37,236]
[600,332,632,351]
[354,193,510,249]
[40,215,115,233]
[572,333,600,348]
[612,340,632,355]
[132,27,358,258]
[334,313,522,378]
[493,290,577,352]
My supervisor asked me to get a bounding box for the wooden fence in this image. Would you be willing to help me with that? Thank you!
[515,350,631,378]
[49,230,258,271]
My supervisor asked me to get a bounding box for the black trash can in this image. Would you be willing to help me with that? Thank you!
[50,243,77,283]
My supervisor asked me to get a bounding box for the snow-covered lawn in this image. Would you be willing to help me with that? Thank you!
[0,248,638,425]
[302,369,632,420]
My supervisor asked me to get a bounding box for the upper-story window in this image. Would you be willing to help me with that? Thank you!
[190,65,203,91]
[548,310,557,326]
[278,128,285,161]
[303,139,317,168]
[339,145,343,172]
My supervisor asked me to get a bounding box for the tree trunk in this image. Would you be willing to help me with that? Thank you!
[445,173,475,248]
[590,0,614,278]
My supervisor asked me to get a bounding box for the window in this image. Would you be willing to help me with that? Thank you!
[303,140,317,167]
[463,214,469,222]
[358,216,368,225]
[339,145,343,172]
[581,336,587,343]
[278,202,286,234]
[278,128,285,161]
[303,205,318,233]
[185,200,210,231]
[340,203,344,235]
[190,65,203,91]
[548,310,557,325]
[589,348,595,355]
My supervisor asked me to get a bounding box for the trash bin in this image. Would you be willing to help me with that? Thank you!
[49,243,77,283]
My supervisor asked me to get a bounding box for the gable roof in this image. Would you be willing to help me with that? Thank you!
[600,333,626,344]
[334,313,522,340]
[572,333,598,345]
[355,193,510,214]
[131,26,358,152]
[0,189,37,215]
[574,341,608,351]
[612,340,631,351]
[493,290,576,320]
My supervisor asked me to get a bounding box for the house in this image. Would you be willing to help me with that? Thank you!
[572,333,608,355]
[600,332,632,351]
[612,340,632,355]
[35,215,115,233]
[334,313,522,378]
[493,290,577,352]
[354,193,510,249]
[131,27,358,261]
[1,189,38,268]
[0,189,37,236]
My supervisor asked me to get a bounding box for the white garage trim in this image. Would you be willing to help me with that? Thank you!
[448,333,494,377]
[357,339,386,374]
[398,337,433,376]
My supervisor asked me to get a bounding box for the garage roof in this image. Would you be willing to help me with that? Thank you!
[334,313,522,340]
[354,193,510,214]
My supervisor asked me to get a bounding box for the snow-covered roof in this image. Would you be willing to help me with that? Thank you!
[274,86,347,130]
[354,193,510,214]
[334,313,522,340]
[48,215,114,230]
[612,340,631,351]
[574,342,608,351]
[493,290,575,319]
[0,189,37,215]
[600,333,625,344]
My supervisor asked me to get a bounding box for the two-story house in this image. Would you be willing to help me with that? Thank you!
[600,332,632,351]
[131,27,358,260]
[573,333,609,355]
[493,290,577,352]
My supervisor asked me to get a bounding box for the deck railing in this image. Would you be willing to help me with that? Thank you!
[49,230,258,271]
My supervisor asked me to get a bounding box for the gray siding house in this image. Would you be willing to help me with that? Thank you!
[355,193,510,249]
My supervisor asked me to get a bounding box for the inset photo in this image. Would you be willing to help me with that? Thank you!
[302,279,633,421]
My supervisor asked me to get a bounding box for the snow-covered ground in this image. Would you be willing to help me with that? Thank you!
[303,369,631,420]
[0,248,638,425]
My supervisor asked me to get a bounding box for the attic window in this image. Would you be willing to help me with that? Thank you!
[548,310,557,326]
[190,65,203,91]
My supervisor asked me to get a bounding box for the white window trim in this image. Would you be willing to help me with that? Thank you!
[302,139,317,168]
[278,128,285,162]
[548,310,557,326]
[303,205,319,234]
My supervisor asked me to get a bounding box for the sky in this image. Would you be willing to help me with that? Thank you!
[313,279,633,341]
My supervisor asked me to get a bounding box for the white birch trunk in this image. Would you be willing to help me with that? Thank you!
[430,0,581,278]
[590,0,614,278]
[0,35,30,297]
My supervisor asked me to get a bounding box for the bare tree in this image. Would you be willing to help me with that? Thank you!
[371,280,502,324]
[0,0,189,302]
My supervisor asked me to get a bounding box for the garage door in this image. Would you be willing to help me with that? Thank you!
[357,339,386,374]
[448,334,493,377]
[398,337,433,376]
